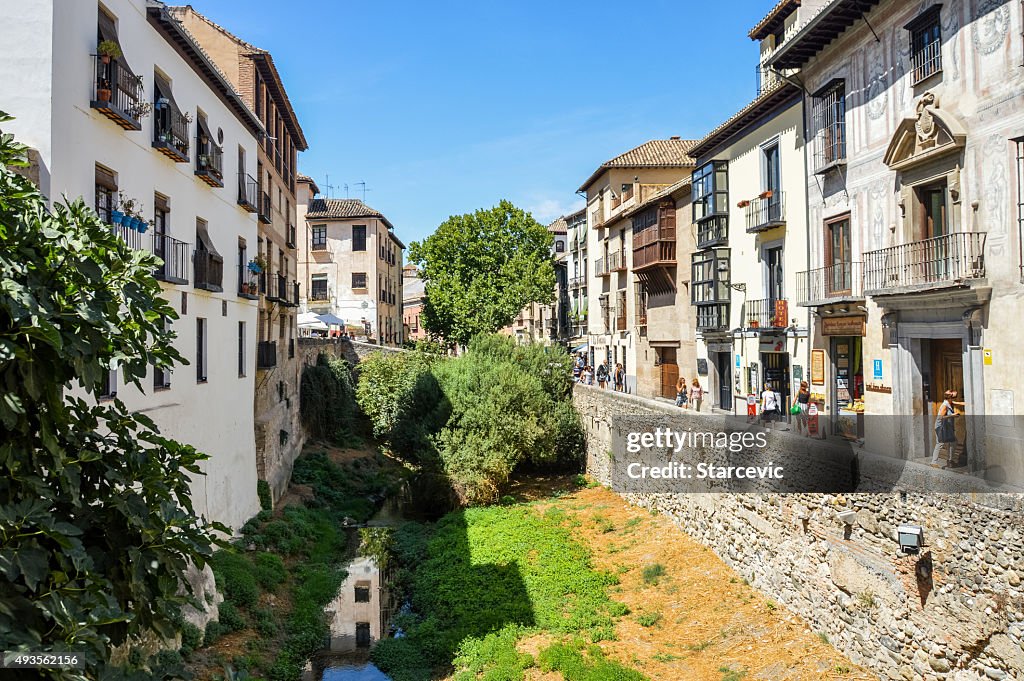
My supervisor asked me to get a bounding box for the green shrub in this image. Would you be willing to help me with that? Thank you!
[253,552,287,591]
[180,621,202,656]
[203,620,224,647]
[641,563,666,586]
[211,550,260,608]
[257,480,272,511]
[537,641,647,680]
[300,354,357,444]
[253,607,278,637]
[218,601,247,633]
[636,611,662,627]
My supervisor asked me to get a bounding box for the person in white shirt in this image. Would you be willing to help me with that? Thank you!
[760,382,780,427]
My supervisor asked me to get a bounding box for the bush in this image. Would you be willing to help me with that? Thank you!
[203,620,224,647]
[300,354,357,444]
[257,480,273,511]
[180,621,202,656]
[641,563,666,586]
[253,552,287,591]
[218,601,247,632]
[211,550,260,608]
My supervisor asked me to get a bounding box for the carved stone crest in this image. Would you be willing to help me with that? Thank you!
[915,92,938,148]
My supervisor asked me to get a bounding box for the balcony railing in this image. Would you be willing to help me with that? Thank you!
[310,287,329,302]
[275,273,287,303]
[193,250,223,292]
[288,338,295,359]
[636,292,648,327]
[745,192,785,233]
[615,304,627,331]
[257,340,277,370]
[609,250,626,272]
[288,281,300,307]
[195,142,224,187]
[633,204,677,271]
[696,303,730,331]
[595,256,609,277]
[912,36,942,83]
[756,63,783,96]
[741,298,789,329]
[696,215,728,249]
[259,190,272,224]
[238,173,258,212]
[569,275,585,289]
[796,262,863,305]
[286,223,297,249]
[864,232,986,294]
[152,233,190,285]
[238,266,259,300]
[112,222,146,251]
[90,57,143,130]
[153,107,190,162]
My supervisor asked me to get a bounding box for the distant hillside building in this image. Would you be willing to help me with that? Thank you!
[402,264,426,343]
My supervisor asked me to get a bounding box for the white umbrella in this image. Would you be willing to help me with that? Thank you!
[297,312,328,330]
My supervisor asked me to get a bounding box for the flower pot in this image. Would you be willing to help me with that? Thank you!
[97,88,112,102]
[749,320,760,328]
[111,210,124,225]
[760,190,773,199]
[129,216,141,231]
[100,54,111,65]
[137,220,149,234]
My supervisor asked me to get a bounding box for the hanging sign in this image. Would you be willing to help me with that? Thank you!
[821,316,866,336]
[759,336,786,353]
[873,359,883,380]
[811,349,826,385]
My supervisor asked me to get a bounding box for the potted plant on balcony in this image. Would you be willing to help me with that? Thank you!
[248,256,267,275]
[748,317,760,329]
[96,79,112,103]
[759,189,774,200]
[737,199,750,208]
[97,39,122,65]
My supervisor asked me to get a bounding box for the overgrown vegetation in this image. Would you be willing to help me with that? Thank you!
[189,451,403,681]
[356,334,584,504]
[371,503,643,680]
[299,354,358,445]
[0,112,223,678]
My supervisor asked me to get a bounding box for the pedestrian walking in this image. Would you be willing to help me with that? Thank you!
[596,361,609,389]
[760,382,780,428]
[613,363,625,392]
[675,376,688,408]
[931,389,959,468]
[583,364,594,385]
[572,354,583,382]
[690,378,703,412]
[795,381,811,436]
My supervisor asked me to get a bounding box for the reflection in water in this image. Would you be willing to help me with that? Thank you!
[321,660,391,680]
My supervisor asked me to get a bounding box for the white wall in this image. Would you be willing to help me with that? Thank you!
[0,0,262,530]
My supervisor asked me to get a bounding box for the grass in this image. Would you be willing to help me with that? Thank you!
[641,563,666,586]
[636,611,662,628]
[372,504,644,680]
[719,666,747,681]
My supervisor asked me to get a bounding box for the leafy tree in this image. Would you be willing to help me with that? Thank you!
[0,113,223,679]
[409,200,556,347]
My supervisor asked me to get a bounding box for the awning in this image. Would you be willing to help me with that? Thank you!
[195,220,222,258]
[298,312,327,330]
[572,343,589,353]
[317,313,345,327]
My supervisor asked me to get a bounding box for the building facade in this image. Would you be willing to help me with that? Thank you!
[581,138,696,397]
[172,6,309,503]
[402,263,426,343]
[296,180,405,346]
[689,0,813,417]
[770,0,1024,477]
[505,215,569,346]
[565,208,588,345]
[0,0,266,530]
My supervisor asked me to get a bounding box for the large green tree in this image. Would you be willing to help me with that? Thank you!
[409,200,556,346]
[0,113,223,680]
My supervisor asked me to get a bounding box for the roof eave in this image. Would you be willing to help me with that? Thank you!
[249,53,309,150]
[767,0,882,70]
[689,82,802,160]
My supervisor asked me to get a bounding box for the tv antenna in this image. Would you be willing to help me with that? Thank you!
[353,182,372,201]
[322,174,337,199]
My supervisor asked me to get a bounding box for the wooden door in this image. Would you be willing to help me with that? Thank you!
[661,363,679,399]
[929,338,965,463]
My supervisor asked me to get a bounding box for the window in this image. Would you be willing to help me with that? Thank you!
[311,274,328,301]
[354,583,370,603]
[99,367,117,399]
[279,313,286,340]
[811,80,846,170]
[916,182,948,240]
[1017,139,1024,282]
[555,240,565,253]
[763,143,780,195]
[238,321,246,377]
[95,165,117,222]
[154,317,171,390]
[692,161,729,247]
[691,248,731,305]
[825,216,853,296]
[352,272,367,289]
[311,224,327,251]
[907,6,942,83]
[196,318,208,382]
[352,225,367,251]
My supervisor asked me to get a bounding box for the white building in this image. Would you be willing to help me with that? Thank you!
[0,0,266,530]
[296,177,405,345]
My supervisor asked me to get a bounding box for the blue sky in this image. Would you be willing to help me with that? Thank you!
[189,1,770,244]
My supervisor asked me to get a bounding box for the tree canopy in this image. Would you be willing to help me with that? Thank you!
[0,113,222,679]
[409,200,556,347]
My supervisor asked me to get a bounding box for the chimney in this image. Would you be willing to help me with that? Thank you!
[670,135,681,140]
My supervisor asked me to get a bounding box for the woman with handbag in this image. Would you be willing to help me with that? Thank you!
[931,389,958,468]
[793,381,811,436]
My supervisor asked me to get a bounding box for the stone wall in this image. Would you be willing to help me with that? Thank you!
[297,337,406,370]
[573,384,1024,681]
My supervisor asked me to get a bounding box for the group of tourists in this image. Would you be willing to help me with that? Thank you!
[673,376,704,412]
[572,352,625,392]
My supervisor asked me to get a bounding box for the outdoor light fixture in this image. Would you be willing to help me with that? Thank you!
[897,524,924,554]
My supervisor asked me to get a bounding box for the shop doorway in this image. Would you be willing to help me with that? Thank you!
[657,348,679,399]
[714,352,733,412]
[923,338,966,466]
[761,351,790,414]
[831,336,864,439]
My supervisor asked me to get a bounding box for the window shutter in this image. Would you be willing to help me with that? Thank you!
[95,165,117,191]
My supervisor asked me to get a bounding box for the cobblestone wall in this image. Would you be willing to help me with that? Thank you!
[573,384,1024,681]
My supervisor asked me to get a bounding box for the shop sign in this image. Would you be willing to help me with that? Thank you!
[793,364,803,380]
[821,316,866,336]
[811,349,826,385]
[873,359,883,380]
[759,336,786,353]
[983,348,993,365]
[696,358,708,375]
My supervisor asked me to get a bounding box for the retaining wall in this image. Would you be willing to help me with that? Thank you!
[573,384,1024,681]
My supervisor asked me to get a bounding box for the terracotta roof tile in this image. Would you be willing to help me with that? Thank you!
[579,138,697,192]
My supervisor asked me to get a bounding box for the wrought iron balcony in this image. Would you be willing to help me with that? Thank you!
[741,298,789,329]
[152,107,190,162]
[193,250,223,292]
[195,141,224,187]
[238,266,259,300]
[696,303,730,331]
[111,222,147,251]
[864,232,986,295]
[258,190,272,224]
[238,173,258,212]
[569,275,585,289]
[153,233,190,285]
[756,63,783,96]
[796,262,863,306]
[609,250,626,273]
[257,340,277,370]
[696,215,728,249]
[310,288,329,302]
[745,192,785,233]
[286,223,297,249]
[595,256,609,277]
[90,57,143,131]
